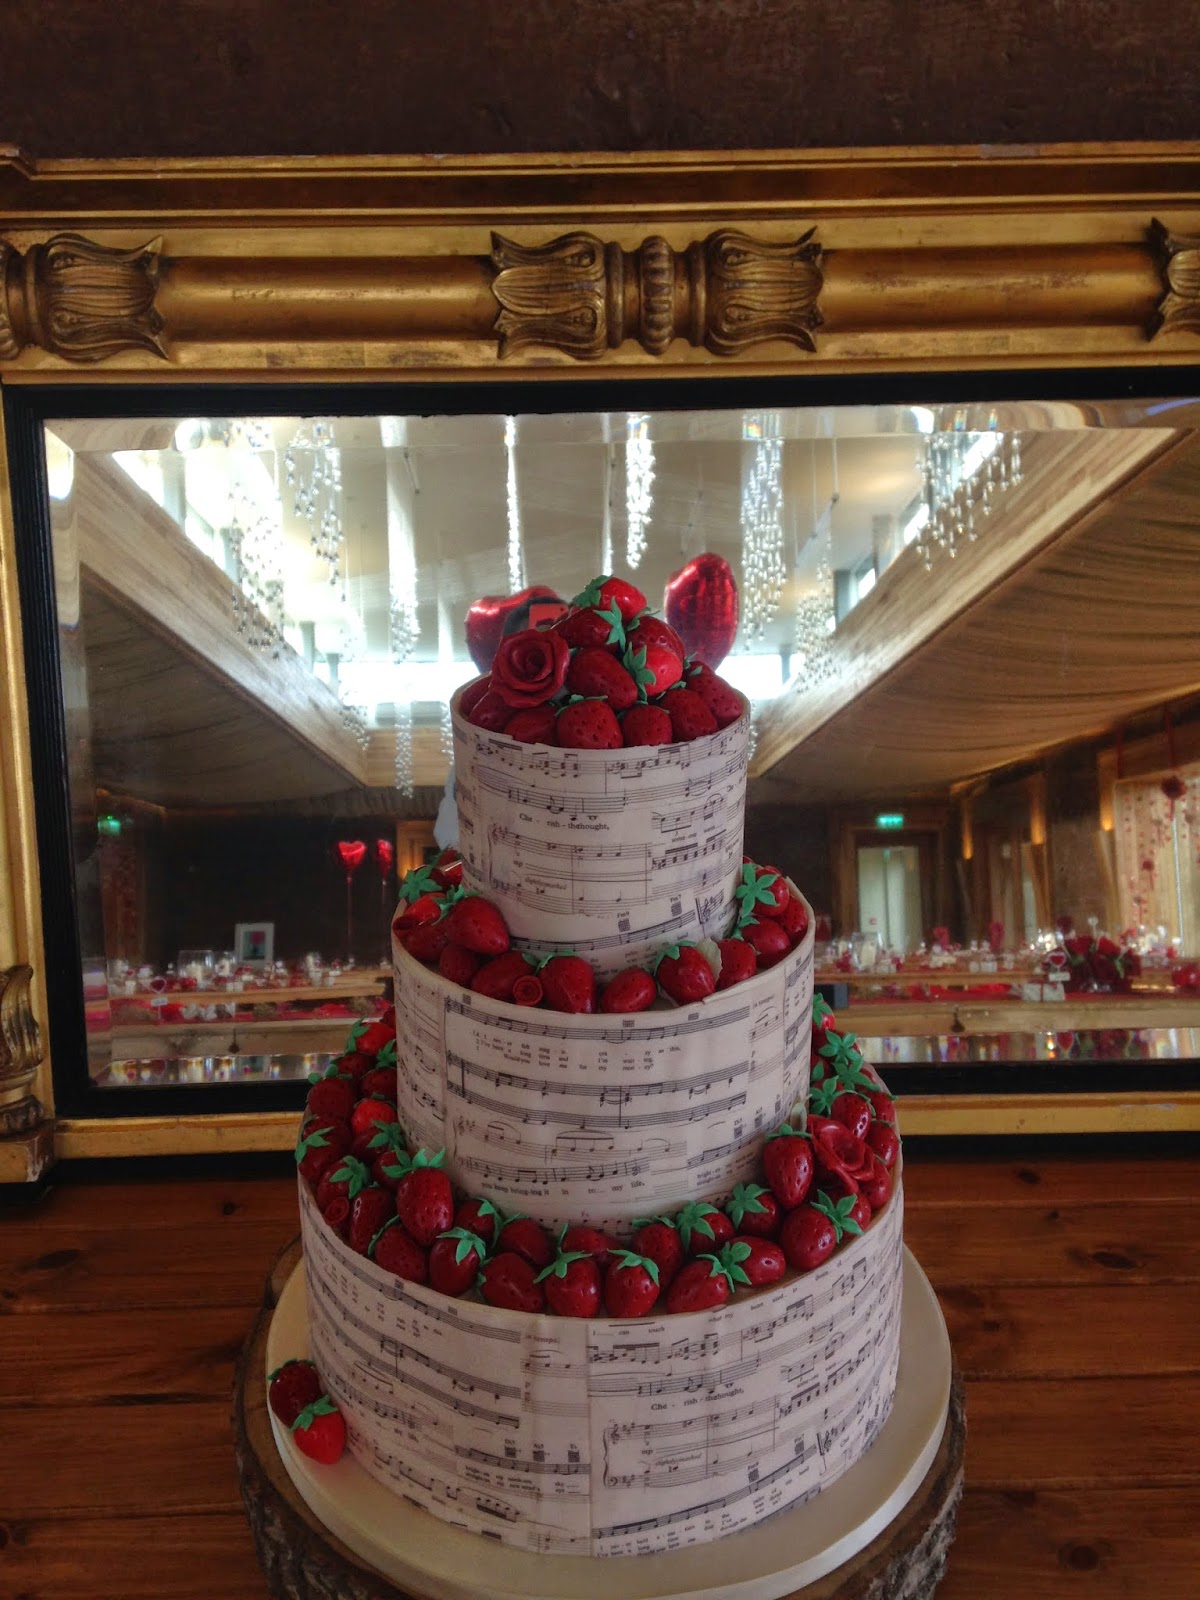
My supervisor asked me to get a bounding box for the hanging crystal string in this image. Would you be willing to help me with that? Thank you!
[792,438,838,685]
[625,413,654,569]
[917,425,1023,570]
[601,442,615,573]
[223,429,287,656]
[740,412,786,638]
[284,418,344,584]
[504,416,525,591]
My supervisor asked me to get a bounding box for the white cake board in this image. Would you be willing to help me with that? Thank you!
[267,1249,951,1600]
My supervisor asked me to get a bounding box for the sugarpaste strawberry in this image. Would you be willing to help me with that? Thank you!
[538,954,596,1014]
[268,1359,322,1427]
[632,1217,684,1290]
[556,698,623,749]
[665,1254,734,1313]
[538,1251,602,1317]
[715,936,758,989]
[479,1251,545,1312]
[368,1216,428,1283]
[762,1124,814,1210]
[620,703,675,747]
[496,1215,555,1269]
[599,966,658,1013]
[725,1181,781,1238]
[657,685,718,741]
[442,894,510,956]
[604,1251,661,1318]
[290,1394,346,1464]
[395,1150,453,1246]
[429,1227,489,1296]
[565,646,639,711]
[655,943,716,1003]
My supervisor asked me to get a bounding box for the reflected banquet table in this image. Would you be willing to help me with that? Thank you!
[234,1240,964,1600]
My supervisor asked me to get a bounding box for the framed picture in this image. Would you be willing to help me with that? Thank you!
[234,922,275,968]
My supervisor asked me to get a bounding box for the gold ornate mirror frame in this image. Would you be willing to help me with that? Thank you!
[2,141,1199,1174]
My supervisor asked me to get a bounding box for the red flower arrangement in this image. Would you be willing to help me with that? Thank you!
[490,627,571,708]
[1053,932,1142,993]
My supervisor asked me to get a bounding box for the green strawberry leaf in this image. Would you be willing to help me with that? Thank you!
[290,1393,339,1432]
[373,1039,398,1069]
[331,1156,371,1199]
[811,1189,863,1242]
[437,1226,488,1265]
[410,1147,446,1170]
[294,1125,331,1163]
[367,1121,407,1153]
[535,1251,591,1282]
[812,994,834,1025]
[764,1122,801,1143]
[675,1199,719,1249]
[397,864,439,904]
[611,1250,660,1286]
[726,1182,770,1225]
[569,576,610,610]
[597,597,626,647]
[808,1078,840,1117]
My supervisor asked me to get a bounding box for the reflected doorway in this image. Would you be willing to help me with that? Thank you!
[857,844,923,954]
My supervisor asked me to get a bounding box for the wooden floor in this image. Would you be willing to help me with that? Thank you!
[2,1148,1198,1599]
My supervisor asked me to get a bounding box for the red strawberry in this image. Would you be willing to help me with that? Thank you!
[395,1153,454,1246]
[831,1092,872,1143]
[294,1120,351,1185]
[753,867,791,920]
[604,1251,662,1318]
[725,1236,787,1286]
[599,967,658,1013]
[333,1050,372,1085]
[350,1097,399,1141]
[290,1395,346,1464]
[657,686,718,741]
[459,675,493,716]
[849,1193,873,1232]
[626,614,686,660]
[725,1182,781,1239]
[685,661,745,728]
[665,1255,733,1314]
[467,689,515,731]
[560,1224,619,1266]
[401,920,453,964]
[504,705,559,745]
[780,894,810,945]
[438,943,484,986]
[496,1215,554,1270]
[268,1359,322,1427]
[538,954,596,1014]
[867,1121,900,1168]
[571,575,646,623]
[860,1156,893,1212]
[557,699,623,749]
[866,1088,897,1126]
[454,1196,502,1244]
[471,949,536,1002]
[538,1251,602,1317]
[716,937,758,990]
[315,1155,372,1213]
[632,1218,684,1290]
[430,847,463,890]
[780,1204,838,1272]
[555,600,626,651]
[393,893,444,933]
[512,974,544,1006]
[741,917,791,969]
[566,647,639,711]
[429,1227,488,1296]
[655,943,716,1004]
[443,894,510,956]
[675,1200,734,1255]
[620,704,675,746]
[763,1124,814,1210]
[347,1185,395,1255]
[625,640,682,698]
[350,1014,396,1056]
[479,1252,545,1312]
[321,1195,351,1238]
[368,1216,428,1283]
[359,1065,397,1103]
[305,1073,355,1124]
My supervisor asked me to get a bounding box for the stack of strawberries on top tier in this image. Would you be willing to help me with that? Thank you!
[459,574,745,749]
[295,996,901,1321]
[394,848,810,1014]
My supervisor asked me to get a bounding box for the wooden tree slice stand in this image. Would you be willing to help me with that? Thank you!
[235,1240,964,1600]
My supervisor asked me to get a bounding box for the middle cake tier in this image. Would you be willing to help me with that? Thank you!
[450,692,750,979]
[392,906,815,1234]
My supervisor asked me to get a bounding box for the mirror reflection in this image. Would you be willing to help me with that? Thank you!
[44,401,1200,1090]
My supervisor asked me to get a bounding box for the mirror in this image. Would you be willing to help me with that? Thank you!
[41,393,1200,1094]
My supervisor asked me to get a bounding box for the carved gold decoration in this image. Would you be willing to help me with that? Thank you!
[0,231,164,362]
[0,964,44,1137]
[701,227,823,354]
[1148,218,1200,337]
[491,228,823,359]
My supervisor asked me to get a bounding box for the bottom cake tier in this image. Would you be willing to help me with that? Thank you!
[299,1168,904,1557]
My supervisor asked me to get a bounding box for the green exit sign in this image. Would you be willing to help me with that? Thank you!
[875,813,905,830]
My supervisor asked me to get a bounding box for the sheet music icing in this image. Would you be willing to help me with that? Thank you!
[452,703,750,977]
[301,1173,903,1556]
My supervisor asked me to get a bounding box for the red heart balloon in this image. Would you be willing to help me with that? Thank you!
[663,554,739,670]
[336,840,367,875]
[374,839,395,875]
[464,585,562,675]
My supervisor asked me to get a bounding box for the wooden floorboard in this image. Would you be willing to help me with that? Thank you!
[1,1149,1197,1598]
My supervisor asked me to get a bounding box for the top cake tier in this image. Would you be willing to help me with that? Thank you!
[451,690,750,979]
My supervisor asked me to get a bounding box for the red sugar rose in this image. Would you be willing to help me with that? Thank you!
[809,1118,876,1194]
[490,627,570,709]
